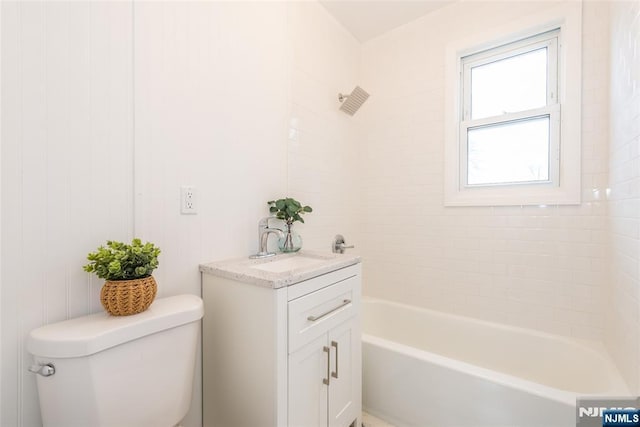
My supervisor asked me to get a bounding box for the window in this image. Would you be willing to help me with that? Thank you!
[444,3,582,206]
[461,30,559,188]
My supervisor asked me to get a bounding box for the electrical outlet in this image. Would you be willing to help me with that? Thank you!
[181,186,197,214]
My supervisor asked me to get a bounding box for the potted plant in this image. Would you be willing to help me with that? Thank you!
[84,238,161,316]
[267,197,312,252]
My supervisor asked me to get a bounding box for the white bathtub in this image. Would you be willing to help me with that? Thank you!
[362,298,628,427]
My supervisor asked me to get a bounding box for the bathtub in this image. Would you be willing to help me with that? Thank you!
[362,298,628,427]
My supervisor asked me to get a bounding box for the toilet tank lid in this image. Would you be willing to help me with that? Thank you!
[27,294,204,358]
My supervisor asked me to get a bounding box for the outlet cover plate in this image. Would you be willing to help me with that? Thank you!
[181,186,197,214]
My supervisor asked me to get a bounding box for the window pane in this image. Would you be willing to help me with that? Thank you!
[471,48,547,120]
[467,116,550,186]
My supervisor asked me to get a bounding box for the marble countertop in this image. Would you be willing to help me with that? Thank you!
[199,250,361,289]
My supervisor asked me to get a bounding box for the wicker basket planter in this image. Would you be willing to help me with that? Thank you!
[100,276,158,316]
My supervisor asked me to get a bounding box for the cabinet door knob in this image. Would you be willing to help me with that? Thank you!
[323,346,330,385]
[331,341,339,379]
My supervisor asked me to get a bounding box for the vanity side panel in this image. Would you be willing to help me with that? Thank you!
[202,274,287,427]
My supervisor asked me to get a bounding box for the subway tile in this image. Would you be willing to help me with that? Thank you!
[358,0,637,361]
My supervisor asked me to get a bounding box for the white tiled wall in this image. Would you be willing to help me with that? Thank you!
[359,1,611,340]
[607,0,640,393]
[286,2,361,253]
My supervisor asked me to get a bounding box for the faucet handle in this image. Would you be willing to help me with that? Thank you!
[332,234,354,254]
[259,216,280,228]
[250,217,284,259]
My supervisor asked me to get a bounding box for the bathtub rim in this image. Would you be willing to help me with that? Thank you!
[362,297,629,406]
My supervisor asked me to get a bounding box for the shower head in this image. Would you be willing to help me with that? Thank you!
[338,86,369,116]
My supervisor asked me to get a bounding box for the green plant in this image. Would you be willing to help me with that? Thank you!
[83,238,161,281]
[267,197,312,226]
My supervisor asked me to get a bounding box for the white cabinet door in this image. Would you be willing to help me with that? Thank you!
[288,334,329,427]
[328,319,359,427]
[289,318,360,427]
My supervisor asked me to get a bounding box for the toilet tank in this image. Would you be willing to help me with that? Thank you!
[27,294,204,427]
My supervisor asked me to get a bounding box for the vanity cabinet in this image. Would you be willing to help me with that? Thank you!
[288,274,359,427]
[201,256,361,427]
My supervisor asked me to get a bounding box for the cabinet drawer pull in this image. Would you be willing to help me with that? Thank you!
[307,299,351,322]
[331,341,339,379]
[323,346,330,385]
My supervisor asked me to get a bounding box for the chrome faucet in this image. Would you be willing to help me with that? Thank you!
[250,217,284,259]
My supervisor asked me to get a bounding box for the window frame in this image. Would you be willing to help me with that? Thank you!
[443,2,582,207]
[460,30,560,189]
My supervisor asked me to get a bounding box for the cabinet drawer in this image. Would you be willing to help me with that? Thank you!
[287,264,359,301]
[288,276,357,353]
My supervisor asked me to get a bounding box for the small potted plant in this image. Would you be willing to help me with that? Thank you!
[267,197,312,252]
[84,238,161,316]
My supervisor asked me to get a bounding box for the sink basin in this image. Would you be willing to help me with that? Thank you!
[250,255,326,273]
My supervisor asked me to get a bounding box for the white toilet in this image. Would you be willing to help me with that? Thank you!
[27,294,203,427]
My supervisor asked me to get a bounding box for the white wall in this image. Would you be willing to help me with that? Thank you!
[0,1,3,422]
[1,2,134,426]
[133,0,289,302]
[359,1,611,340]
[286,1,361,253]
[607,0,640,394]
[1,1,357,426]
[133,2,289,425]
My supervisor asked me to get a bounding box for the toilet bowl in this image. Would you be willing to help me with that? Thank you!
[27,294,204,427]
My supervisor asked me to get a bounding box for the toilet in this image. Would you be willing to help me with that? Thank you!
[27,294,203,427]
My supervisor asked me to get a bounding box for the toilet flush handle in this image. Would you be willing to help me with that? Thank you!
[28,363,55,377]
